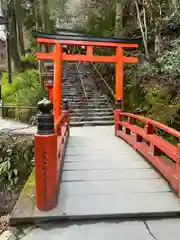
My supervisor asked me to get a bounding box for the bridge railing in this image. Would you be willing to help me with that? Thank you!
[114,110,180,197]
[55,100,70,172]
[35,98,69,211]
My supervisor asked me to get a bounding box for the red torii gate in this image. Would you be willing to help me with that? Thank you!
[33,31,141,211]
[33,31,140,124]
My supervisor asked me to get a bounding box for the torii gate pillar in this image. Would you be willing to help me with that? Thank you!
[54,44,62,121]
[116,46,124,109]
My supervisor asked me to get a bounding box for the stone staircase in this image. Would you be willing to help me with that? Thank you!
[62,63,114,126]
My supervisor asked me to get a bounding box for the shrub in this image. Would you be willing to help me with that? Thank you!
[142,86,180,127]
[21,53,38,70]
[157,46,180,77]
[2,69,47,122]
[0,134,34,191]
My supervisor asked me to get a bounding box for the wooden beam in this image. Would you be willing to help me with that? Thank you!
[123,56,138,63]
[62,54,116,62]
[37,37,138,48]
[36,52,54,60]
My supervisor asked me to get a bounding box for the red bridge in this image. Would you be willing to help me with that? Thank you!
[10,31,180,224]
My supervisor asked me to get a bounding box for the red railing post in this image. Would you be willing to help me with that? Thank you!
[62,99,70,136]
[145,122,158,156]
[145,122,155,135]
[125,116,134,135]
[35,98,58,211]
[114,109,122,136]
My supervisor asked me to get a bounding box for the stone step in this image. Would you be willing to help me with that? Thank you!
[62,90,98,94]
[63,99,103,103]
[68,105,111,109]
[67,101,111,105]
[70,116,114,122]
[65,97,108,101]
[62,90,98,93]
[65,93,106,97]
[62,84,96,87]
[62,91,98,94]
[67,102,111,107]
[70,111,114,117]
[63,88,98,90]
[69,108,114,113]
[70,120,114,127]
[68,107,112,111]
[66,100,110,104]
[63,83,97,85]
[62,93,104,99]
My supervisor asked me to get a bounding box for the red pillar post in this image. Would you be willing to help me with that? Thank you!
[54,44,63,123]
[35,98,58,211]
[46,84,53,103]
[115,46,123,109]
[115,47,123,134]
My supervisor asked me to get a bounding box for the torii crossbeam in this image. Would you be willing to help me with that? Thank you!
[33,31,141,123]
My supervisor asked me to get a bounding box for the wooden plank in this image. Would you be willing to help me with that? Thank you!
[64,154,149,162]
[56,192,180,217]
[63,161,151,170]
[10,191,180,224]
[62,169,161,182]
[60,179,170,195]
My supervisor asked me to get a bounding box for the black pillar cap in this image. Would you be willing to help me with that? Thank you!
[37,98,55,135]
[116,100,122,109]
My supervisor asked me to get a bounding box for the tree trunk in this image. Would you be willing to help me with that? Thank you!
[16,18,25,56]
[7,0,21,71]
[134,0,149,61]
[14,0,25,56]
[40,0,50,32]
[115,0,124,36]
[154,31,161,55]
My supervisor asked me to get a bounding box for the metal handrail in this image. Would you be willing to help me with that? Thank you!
[76,63,88,99]
[0,105,37,110]
[91,63,115,98]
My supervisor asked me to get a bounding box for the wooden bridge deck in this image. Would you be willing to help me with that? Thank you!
[11,126,180,224]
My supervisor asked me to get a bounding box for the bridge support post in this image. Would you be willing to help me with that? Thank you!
[35,98,58,211]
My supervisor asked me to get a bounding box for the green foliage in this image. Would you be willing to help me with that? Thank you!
[2,69,47,122]
[138,62,159,78]
[157,46,180,77]
[21,53,38,70]
[146,86,169,105]
[0,134,34,191]
[143,86,180,127]
[162,8,180,33]
[2,69,45,105]
[21,53,37,64]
